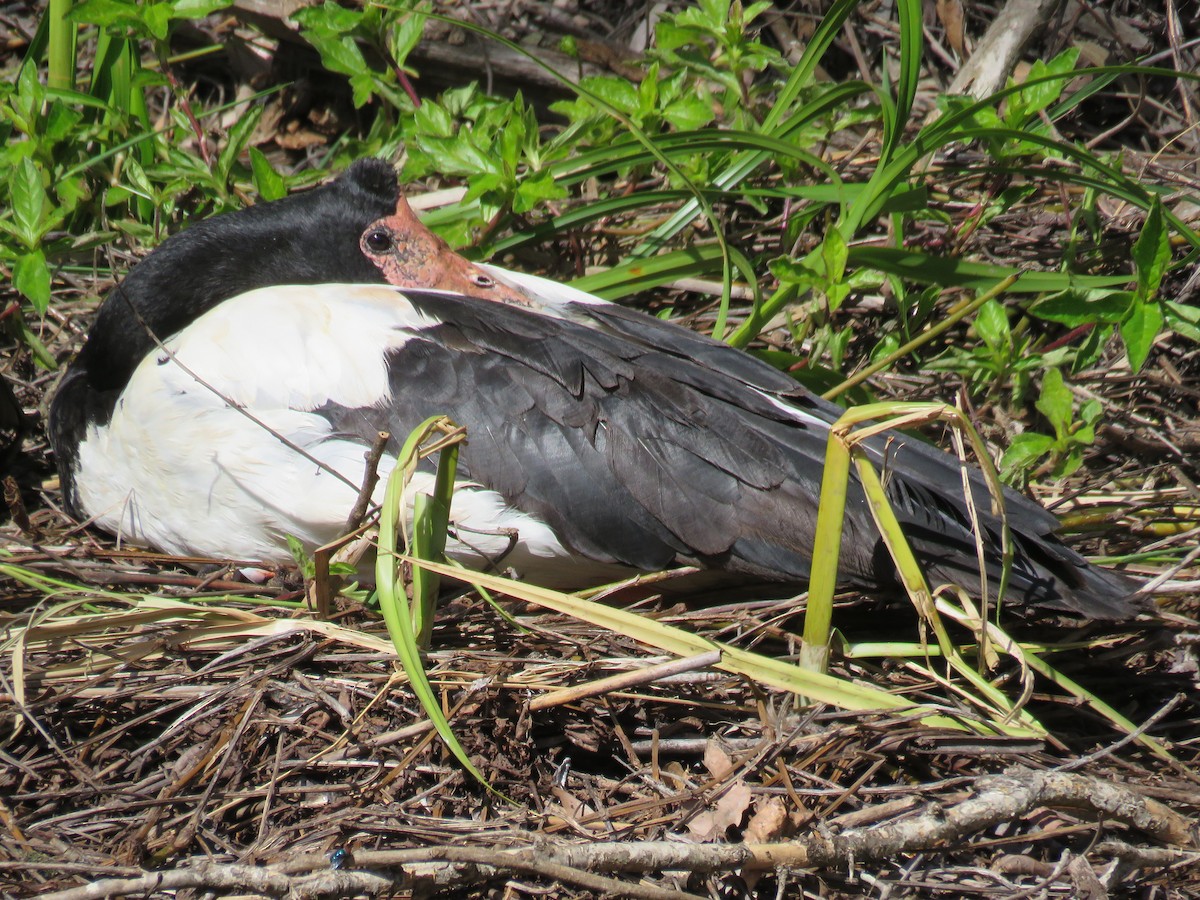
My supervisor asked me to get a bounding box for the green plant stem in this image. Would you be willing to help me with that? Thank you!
[47,0,77,92]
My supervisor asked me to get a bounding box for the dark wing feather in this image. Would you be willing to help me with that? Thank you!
[344,290,1136,619]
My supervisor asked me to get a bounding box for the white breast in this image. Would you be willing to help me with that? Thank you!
[73,283,604,581]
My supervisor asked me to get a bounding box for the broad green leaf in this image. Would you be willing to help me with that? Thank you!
[1165,301,1200,343]
[663,94,714,130]
[1034,368,1072,433]
[821,226,847,284]
[55,175,90,214]
[973,299,1010,352]
[293,1,363,32]
[349,73,376,108]
[248,148,286,201]
[69,0,142,26]
[387,3,427,66]
[218,103,264,179]
[143,2,173,39]
[581,75,638,112]
[1120,299,1164,373]
[10,158,46,248]
[43,102,84,143]
[171,0,234,18]
[513,171,567,213]
[1015,48,1079,119]
[14,250,51,314]
[1132,196,1169,301]
[770,256,819,287]
[1000,433,1054,473]
[318,34,370,77]
[1030,289,1132,326]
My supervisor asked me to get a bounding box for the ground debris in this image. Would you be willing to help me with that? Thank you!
[2,566,1198,897]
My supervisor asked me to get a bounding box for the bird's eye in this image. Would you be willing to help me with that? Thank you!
[363,229,392,252]
[471,273,495,288]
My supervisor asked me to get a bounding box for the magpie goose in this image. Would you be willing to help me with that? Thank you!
[50,158,1141,619]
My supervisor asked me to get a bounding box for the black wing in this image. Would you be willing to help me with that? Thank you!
[325,290,1137,619]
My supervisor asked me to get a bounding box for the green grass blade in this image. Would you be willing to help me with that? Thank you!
[570,244,740,299]
[375,419,495,792]
[799,430,851,674]
[46,0,78,92]
[399,556,1046,735]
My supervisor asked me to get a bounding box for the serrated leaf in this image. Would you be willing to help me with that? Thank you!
[14,250,51,314]
[10,158,46,248]
[1120,299,1164,373]
[420,134,498,177]
[349,72,376,108]
[513,172,566,214]
[973,298,1010,352]
[581,75,638,113]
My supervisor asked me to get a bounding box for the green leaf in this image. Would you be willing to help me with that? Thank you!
[55,175,90,214]
[218,103,264,180]
[418,134,498,177]
[1000,433,1054,474]
[1015,48,1078,119]
[143,2,173,39]
[973,299,1010,352]
[248,148,286,201]
[1165,301,1200,343]
[349,72,376,108]
[104,185,134,206]
[293,1,363,33]
[285,534,315,579]
[663,94,714,130]
[1034,368,1072,434]
[14,250,51,314]
[387,2,427,66]
[1132,196,1169,302]
[43,101,84,143]
[513,171,567,214]
[171,0,234,18]
[820,226,847,283]
[1120,299,1164,373]
[10,158,46,248]
[70,0,142,26]
[1029,289,1132,326]
[582,75,638,113]
[769,255,819,287]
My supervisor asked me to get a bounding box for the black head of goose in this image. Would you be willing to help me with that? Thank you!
[49,159,1143,619]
